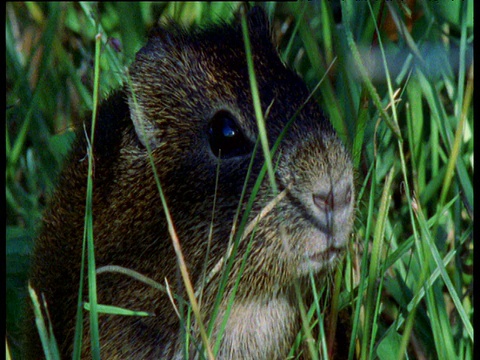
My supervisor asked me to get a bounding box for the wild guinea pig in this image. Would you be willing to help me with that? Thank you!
[26,6,355,359]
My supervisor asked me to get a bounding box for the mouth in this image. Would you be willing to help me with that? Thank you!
[297,245,345,275]
[307,247,343,264]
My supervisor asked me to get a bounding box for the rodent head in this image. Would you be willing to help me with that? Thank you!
[126,7,354,298]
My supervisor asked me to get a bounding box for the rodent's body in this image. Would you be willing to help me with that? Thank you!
[27,8,355,359]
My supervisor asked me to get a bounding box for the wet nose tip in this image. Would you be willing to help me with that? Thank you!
[312,191,334,212]
[312,184,352,212]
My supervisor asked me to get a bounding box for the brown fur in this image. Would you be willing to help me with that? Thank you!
[26,7,355,359]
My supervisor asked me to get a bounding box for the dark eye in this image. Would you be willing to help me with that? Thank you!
[208,111,252,158]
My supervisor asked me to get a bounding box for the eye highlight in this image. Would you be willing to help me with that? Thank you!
[208,111,252,158]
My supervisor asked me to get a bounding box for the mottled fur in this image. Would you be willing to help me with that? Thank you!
[26,7,354,359]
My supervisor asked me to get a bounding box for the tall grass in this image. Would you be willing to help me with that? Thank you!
[6,1,473,359]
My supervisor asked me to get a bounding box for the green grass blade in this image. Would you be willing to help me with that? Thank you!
[240,8,277,194]
[83,303,152,317]
[28,284,61,360]
[361,167,394,360]
[82,31,104,360]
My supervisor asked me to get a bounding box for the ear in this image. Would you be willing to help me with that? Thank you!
[127,27,181,150]
[127,89,158,150]
[246,6,271,36]
[134,26,179,60]
[235,5,272,41]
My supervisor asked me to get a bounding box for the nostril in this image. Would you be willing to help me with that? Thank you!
[312,191,334,212]
[345,186,352,205]
[312,184,352,212]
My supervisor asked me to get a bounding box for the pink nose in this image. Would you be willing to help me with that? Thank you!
[312,184,352,213]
